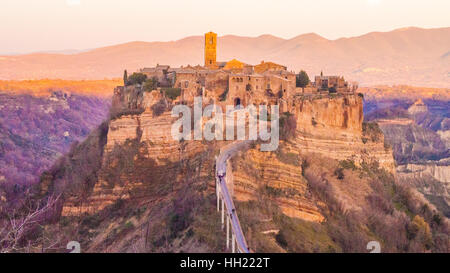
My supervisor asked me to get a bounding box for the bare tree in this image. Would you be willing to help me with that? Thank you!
[0,194,60,253]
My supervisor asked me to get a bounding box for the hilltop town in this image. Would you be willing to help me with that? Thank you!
[1,30,446,254]
[117,32,357,112]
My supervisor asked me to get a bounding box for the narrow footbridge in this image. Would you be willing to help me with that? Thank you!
[215,141,251,253]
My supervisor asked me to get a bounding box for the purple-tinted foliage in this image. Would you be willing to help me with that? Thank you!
[0,91,110,187]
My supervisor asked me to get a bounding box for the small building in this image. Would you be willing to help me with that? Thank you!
[254,61,287,74]
[223,59,246,73]
[314,74,349,92]
[140,64,173,87]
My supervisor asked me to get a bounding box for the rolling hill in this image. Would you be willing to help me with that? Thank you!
[0,27,449,87]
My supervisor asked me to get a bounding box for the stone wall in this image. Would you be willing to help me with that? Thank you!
[205,71,229,97]
[175,72,203,103]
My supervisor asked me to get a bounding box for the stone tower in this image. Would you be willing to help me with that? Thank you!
[204,32,217,68]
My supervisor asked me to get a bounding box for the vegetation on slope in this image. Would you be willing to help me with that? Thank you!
[0,91,110,191]
[363,92,449,217]
[233,144,449,253]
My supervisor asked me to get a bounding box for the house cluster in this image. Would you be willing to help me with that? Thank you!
[138,32,354,107]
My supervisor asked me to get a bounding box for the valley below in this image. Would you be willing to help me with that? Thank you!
[362,86,450,217]
[0,80,448,253]
[1,81,447,253]
[0,80,116,203]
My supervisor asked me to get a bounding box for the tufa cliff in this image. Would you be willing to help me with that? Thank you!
[34,84,449,253]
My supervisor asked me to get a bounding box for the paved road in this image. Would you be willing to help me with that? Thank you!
[216,140,251,253]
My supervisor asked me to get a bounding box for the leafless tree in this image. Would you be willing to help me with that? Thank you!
[0,194,61,253]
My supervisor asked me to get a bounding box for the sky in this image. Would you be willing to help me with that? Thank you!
[1,0,449,54]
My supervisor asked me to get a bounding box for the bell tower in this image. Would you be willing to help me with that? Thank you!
[204,32,217,68]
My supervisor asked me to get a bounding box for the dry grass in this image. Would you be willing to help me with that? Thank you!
[0,79,122,97]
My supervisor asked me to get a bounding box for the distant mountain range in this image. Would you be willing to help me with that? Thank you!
[0,27,448,87]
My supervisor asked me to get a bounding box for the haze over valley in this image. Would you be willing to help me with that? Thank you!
[0,27,449,87]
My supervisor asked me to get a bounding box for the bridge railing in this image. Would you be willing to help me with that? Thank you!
[215,142,250,253]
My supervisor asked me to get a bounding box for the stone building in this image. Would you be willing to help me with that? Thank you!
[254,61,287,74]
[205,32,217,69]
[314,74,349,93]
[134,32,353,107]
[223,59,246,73]
[140,64,174,87]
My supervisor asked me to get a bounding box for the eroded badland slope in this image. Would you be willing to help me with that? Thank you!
[24,85,450,253]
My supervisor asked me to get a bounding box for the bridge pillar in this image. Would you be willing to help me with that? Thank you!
[232,233,236,253]
[216,182,220,212]
[221,198,224,230]
[226,215,230,249]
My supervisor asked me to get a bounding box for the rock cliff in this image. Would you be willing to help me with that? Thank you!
[62,89,396,223]
[226,94,395,223]
[288,94,395,172]
[34,83,450,253]
[62,108,208,216]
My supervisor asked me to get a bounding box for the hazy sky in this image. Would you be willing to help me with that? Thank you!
[1,0,449,54]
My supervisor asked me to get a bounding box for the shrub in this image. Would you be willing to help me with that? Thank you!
[150,99,167,117]
[334,168,345,180]
[81,214,102,229]
[279,112,297,140]
[276,150,300,166]
[264,185,283,197]
[339,159,357,170]
[126,73,147,86]
[275,230,288,248]
[109,108,144,120]
[304,168,343,214]
[168,210,192,240]
[296,70,310,89]
[162,88,181,100]
[362,122,383,142]
[409,215,432,248]
[143,77,158,91]
[219,88,228,101]
[122,221,135,231]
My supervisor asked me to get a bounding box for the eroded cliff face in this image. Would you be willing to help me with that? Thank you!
[396,161,450,216]
[226,94,396,223]
[63,90,395,225]
[398,162,450,184]
[374,118,449,215]
[228,144,324,222]
[62,109,208,216]
[36,83,448,254]
[287,94,395,172]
